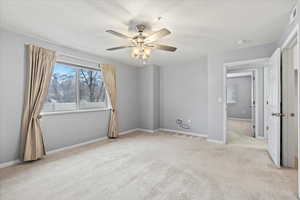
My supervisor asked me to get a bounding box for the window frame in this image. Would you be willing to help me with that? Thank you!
[41,61,111,116]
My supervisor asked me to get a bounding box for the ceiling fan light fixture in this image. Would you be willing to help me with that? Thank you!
[142,54,148,60]
[131,46,151,60]
[133,47,140,54]
[131,50,139,59]
[106,24,176,62]
[144,48,151,56]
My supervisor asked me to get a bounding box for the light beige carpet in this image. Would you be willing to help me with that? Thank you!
[0,131,297,200]
[227,120,267,149]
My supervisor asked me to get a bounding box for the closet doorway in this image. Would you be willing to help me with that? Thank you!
[226,68,266,148]
[223,58,268,149]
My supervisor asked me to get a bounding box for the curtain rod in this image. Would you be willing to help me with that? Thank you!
[56,52,103,66]
[25,43,104,66]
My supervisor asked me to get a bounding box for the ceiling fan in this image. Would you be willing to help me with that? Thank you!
[106,24,177,62]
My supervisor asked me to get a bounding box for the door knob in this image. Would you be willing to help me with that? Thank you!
[290,113,295,117]
[272,113,284,117]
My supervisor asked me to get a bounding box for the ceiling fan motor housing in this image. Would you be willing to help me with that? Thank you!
[136,24,146,33]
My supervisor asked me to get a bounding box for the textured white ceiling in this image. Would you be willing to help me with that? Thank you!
[0,0,296,66]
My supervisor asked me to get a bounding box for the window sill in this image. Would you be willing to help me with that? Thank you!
[40,108,111,116]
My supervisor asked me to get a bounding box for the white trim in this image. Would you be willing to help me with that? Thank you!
[228,117,252,122]
[281,24,299,50]
[47,137,107,155]
[0,128,210,169]
[136,128,157,133]
[223,58,266,144]
[223,64,228,144]
[207,139,226,144]
[0,129,139,169]
[227,72,253,78]
[41,108,110,116]
[48,128,141,154]
[119,129,139,135]
[159,128,208,138]
[56,55,100,69]
[0,127,206,169]
[225,58,269,68]
[0,160,21,169]
[56,60,101,72]
[254,69,260,139]
[297,25,300,200]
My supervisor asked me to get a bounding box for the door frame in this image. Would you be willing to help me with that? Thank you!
[223,58,269,144]
[226,71,256,137]
[281,24,299,198]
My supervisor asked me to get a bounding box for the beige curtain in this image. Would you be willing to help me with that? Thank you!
[21,45,56,161]
[101,64,118,138]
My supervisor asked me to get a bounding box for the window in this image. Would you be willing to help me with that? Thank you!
[79,68,106,109]
[42,62,107,113]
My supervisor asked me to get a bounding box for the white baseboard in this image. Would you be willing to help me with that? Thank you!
[119,128,139,135]
[160,130,225,144]
[159,128,208,138]
[0,129,139,169]
[49,128,143,155]
[47,137,108,155]
[136,128,159,133]
[137,128,155,133]
[0,159,21,169]
[0,128,211,169]
[207,139,225,144]
[153,129,160,133]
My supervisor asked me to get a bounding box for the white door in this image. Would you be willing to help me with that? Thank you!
[282,47,298,168]
[265,48,282,167]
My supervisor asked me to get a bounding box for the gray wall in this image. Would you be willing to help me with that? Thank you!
[138,66,155,130]
[153,65,160,130]
[0,29,139,163]
[207,43,277,142]
[138,65,160,130]
[227,76,252,119]
[159,57,208,135]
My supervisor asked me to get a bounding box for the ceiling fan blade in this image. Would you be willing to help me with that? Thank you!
[106,45,134,51]
[106,30,132,40]
[147,44,177,52]
[145,28,171,42]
